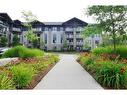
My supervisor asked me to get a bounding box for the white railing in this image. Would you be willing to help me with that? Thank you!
[12,28,21,32]
[66,35,74,38]
[67,42,74,45]
[65,28,73,31]
[76,35,82,38]
[76,27,84,31]
[33,28,42,31]
[76,42,83,45]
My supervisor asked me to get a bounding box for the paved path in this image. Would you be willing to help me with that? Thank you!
[0,58,18,66]
[34,54,103,89]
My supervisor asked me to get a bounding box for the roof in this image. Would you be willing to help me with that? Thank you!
[13,20,22,25]
[43,22,63,25]
[63,17,88,26]
[31,20,44,26]
[0,13,12,23]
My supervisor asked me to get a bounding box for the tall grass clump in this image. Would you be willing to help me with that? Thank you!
[95,61,127,89]
[92,45,127,58]
[0,73,15,89]
[10,64,34,89]
[2,46,44,58]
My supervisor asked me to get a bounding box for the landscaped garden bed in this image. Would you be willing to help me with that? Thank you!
[0,46,59,89]
[77,45,127,89]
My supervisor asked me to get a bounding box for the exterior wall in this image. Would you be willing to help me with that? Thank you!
[0,14,103,51]
[44,30,64,51]
[0,20,10,47]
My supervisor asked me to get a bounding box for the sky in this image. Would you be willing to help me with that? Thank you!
[0,0,126,23]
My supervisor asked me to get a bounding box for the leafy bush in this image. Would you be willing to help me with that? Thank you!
[92,46,127,58]
[0,36,7,47]
[92,46,112,55]
[0,73,15,89]
[95,61,127,89]
[12,34,20,46]
[2,46,44,58]
[10,64,34,89]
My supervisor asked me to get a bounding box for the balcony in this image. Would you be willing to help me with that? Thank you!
[76,27,84,31]
[76,35,82,38]
[65,28,73,31]
[67,42,74,45]
[33,28,42,32]
[66,35,74,38]
[76,42,83,46]
[12,28,21,32]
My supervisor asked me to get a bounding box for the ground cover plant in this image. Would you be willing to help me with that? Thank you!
[78,46,127,89]
[0,46,59,89]
[2,46,44,58]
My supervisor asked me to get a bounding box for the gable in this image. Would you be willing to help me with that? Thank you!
[63,17,88,27]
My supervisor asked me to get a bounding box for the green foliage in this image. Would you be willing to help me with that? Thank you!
[79,54,127,89]
[82,24,102,38]
[92,46,127,58]
[22,11,38,47]
[0,36,7,47]
[63,40,68,50]
[0,73,15,89]
[2,46,44,58]
[33,38,39,48]
[87,5,127,51]
[12,34,20,46]
[92,47,112,55]
[10,64,34,88]
[95,61,127,89]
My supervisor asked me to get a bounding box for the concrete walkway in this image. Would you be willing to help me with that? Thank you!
[34,54,103,89]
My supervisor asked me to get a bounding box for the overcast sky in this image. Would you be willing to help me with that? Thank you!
[0,0,126,23]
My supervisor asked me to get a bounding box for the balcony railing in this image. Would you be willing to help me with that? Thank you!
[65,28,73,31]
[76,35,82,38]
[76,28,84,31]
[66,35,74,38]
[67,42,74,45]
[12,28,21,32]
[76,42,83,45]
[33,28,42,31]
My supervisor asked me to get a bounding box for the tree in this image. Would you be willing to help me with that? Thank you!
[0,36,7,47]
[87,5,127,52]
[63,40,68,51]
[12,34,20,46]
[82,24,102,38]
[21,10,38,48]
[82,24,102,48]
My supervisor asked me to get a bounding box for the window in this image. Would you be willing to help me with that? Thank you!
[60,27,63,31]
[48,27,51,31]
[53,27,57,31]
[95,40,99,44]
[44,33,47,44]
[61,34,63,43]
[45,27,48,31]
[53,34,57,43]
[57,27,60,31]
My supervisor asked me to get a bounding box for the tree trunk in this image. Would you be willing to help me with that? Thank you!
[112,31,116,53]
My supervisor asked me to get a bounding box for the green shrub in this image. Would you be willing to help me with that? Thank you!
[10,64,34,89]
[95,61,127,89]
[2,46,44,58]
[92,46,112,55]
[115,46,127,58]
[0,73,15,89]
[92,46,127,58]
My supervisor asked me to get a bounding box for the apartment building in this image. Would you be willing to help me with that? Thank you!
[0,13,102,51]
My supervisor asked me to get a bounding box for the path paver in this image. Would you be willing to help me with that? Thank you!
[34,54,103,89]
